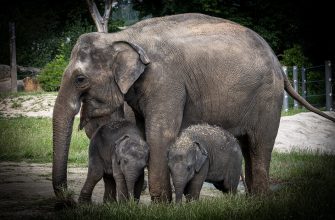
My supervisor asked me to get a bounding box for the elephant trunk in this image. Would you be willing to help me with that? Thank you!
[126,172,138,199]
[52,86,80,198]
[175,186,184,203]
[173,179,186,203]
[126,181,135,199]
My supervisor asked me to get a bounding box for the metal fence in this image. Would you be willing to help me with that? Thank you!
[282,60,333,112]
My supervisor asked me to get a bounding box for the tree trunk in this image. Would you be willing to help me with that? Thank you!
[86,0,113,33]
[9,22,17,92]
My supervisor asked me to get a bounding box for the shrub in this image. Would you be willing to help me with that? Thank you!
[37,54,68,92]
[281,45,310,68]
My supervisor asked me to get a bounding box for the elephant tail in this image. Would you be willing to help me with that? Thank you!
[283,73,335,122]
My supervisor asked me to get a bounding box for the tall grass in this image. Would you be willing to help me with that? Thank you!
[0,117,89,164]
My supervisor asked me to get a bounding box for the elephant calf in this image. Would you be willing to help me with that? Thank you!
[168,124,242,203]
[78,120,149,203]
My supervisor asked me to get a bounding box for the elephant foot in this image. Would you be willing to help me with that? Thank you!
[247,171,270,195]
[148,175,172,202]
[249,183,270,195]
[103,197,117,203]
[78,194,93,204]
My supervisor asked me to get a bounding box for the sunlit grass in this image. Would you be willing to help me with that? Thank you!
[0,117,89,164]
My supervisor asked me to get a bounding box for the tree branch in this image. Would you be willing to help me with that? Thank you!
[102,0,113,32]
[86,0,104,32]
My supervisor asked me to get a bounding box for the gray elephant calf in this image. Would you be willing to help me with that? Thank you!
[168,124,242,203]
[79,120,149,203]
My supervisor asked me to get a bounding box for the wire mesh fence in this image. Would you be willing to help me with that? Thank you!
[282,61,334,112]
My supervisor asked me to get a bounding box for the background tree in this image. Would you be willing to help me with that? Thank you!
[86,0,113,33]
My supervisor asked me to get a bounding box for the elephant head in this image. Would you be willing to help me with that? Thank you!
[52,33,150,198]
[114,135,149,198]
[168,141,208,203]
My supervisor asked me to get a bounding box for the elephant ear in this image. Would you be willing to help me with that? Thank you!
[114,135,129,164]
[194,141,208,173]
[112,41,150,94]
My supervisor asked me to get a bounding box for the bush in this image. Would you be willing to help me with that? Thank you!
[281,45,310,68]
[37,54,68,92]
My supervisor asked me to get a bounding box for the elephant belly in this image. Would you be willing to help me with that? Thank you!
[181,95,247,135]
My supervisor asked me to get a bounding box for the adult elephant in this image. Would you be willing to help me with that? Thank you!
[52,13,335,202]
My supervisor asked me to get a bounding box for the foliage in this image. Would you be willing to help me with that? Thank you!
[281,45,311,68]
[37,54,68,92]
[108,19,125,32]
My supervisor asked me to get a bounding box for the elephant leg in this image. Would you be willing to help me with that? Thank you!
[134,173,145,202]
[184,179,204,202]
[78,164,103,203]
[242,116,279,194]
[213,181,227,192]
[103,174,116,203]
[145,99,184,202]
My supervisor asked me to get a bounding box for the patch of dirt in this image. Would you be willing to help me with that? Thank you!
[0,94,56,118]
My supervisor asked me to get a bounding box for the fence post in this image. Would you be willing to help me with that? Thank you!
[301,67,307,101]
[282,66,289,112]
[325,60,333,111]
[293,66,299,109]
[9,22,17,92]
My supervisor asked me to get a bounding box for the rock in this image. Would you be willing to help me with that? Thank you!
[0,78,25,92]
[0,78,11,92]
[0,65,10,80]
[17,80,24,91]
[17,65,41,76]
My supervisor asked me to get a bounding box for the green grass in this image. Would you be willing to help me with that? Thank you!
[54,152,335,219]
[0,117,89,164]
[281,108,308,116]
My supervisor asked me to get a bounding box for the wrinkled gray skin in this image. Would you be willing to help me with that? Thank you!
[52,13,335,202]
[80,102,136,139]
[168,124,242,203]
[78,120,148,203]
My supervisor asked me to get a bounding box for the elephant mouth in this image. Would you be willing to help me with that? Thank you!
[78,108,114,131]
[78,115,90,130]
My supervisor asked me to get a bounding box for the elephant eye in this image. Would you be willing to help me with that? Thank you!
[187,165,191,171]
[123,159,128,164]
[76,75,86,83]
[75,74,89,88]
